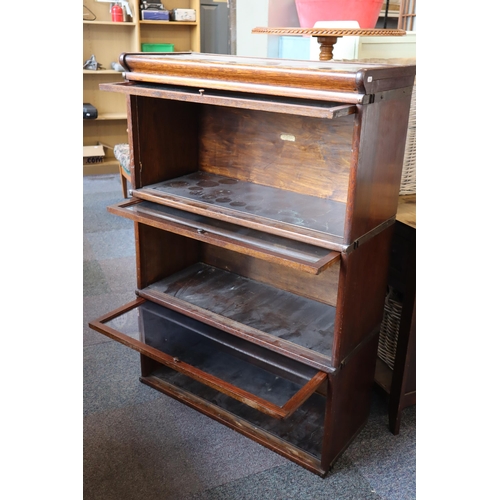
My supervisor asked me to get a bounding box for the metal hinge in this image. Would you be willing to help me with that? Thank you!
[344,217,395,254]
[368,85,414,104]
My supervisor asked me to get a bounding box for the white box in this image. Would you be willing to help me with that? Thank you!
[172,9,196,21]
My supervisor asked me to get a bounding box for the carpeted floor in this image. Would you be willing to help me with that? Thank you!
[83,173,416,500]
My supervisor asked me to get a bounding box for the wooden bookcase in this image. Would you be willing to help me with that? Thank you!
[89,53,415,476]
[83,0,200,175]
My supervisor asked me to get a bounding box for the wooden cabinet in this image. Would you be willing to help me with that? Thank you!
[89,53,415,476]
[375,195,416,435]
[83,1,200,175]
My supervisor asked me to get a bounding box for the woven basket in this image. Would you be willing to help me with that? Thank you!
[399,83,416,195]
[378,287,403,370]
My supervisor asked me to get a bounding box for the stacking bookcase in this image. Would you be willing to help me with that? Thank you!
[89,53,416,477]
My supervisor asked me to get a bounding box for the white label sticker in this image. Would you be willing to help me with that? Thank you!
[280,134,296,142]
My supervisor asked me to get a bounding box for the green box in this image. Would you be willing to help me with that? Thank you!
[141,43,174,52]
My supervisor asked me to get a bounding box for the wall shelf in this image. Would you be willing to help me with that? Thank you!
[83,0,200,175]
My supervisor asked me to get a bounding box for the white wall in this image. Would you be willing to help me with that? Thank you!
[235,0,269,57]
[267,0,300,57]
[235,0,300,58]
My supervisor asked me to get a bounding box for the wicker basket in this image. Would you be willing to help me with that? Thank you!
[399,83,416,195]
[377,286,403,370]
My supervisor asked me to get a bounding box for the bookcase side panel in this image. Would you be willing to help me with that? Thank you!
[135,223,202,289]
[321,332,380,470]
[332,225,394,366]
[344,95,412,243]
[129,95,201,188]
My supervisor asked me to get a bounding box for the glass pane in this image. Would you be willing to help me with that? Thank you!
[103,301,319,407]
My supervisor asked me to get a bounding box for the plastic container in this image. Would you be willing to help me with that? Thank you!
[141,10,170,21]
[294,0,385,29]
[141,43,175,52]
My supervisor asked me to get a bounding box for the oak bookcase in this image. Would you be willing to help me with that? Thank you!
[89,53,415,476]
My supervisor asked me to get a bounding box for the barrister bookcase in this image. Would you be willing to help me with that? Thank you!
[89,53,415,477]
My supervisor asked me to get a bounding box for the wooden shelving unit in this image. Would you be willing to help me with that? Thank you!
[89,53,416,476]
[83,0,200,176]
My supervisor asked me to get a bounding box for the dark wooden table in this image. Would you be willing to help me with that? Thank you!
[375,194,416,435]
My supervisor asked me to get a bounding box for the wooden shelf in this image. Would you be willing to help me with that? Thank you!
[83,20,136,26]
[101,81,357,119]
[138,262,336,371]
[133,172,347,250]
[143,365,327,468]
[143,366,327,471]
[110,199,340,275]
[140,21,198,26]
[85,112,127,121]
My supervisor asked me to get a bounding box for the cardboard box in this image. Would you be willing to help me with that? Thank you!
[83,144,105,165]
[171,9,196,21]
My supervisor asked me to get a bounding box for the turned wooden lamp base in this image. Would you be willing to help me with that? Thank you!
[251,28,406,61]
[316,35,338,61]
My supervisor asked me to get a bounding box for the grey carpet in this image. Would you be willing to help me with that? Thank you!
[83,174,416,500]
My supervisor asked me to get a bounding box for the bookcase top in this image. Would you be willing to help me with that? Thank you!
[119,52,416,99]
